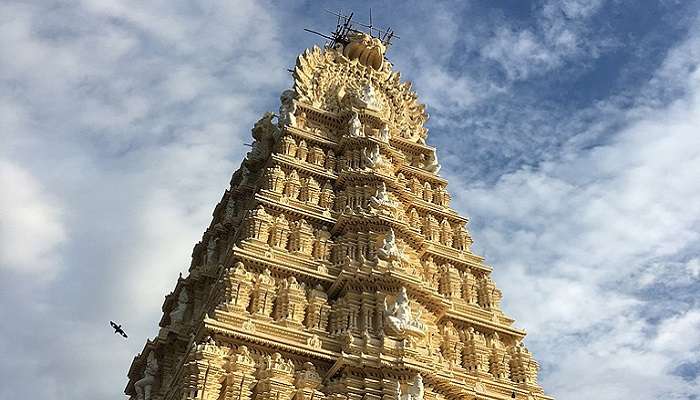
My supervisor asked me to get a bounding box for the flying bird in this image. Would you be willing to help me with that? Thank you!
[110,321,128,338]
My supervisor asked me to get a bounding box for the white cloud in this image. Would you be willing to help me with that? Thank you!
[0,160,65,276]
[451,21,700,400]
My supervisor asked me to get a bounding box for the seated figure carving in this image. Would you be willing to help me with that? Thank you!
[369,182,398,213]
[384,287,426,338]
[376,228,403,262]
[362,144,391,171]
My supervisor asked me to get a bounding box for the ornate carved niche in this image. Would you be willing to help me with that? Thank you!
[383,287,426,339]
[439,219,453,247]
[293,362,325,400]
[433,185,450,207]
[488,332,511,380]
[422,182,433,203]
[296,140,309,162]
[440,321,463,367]
[274,276,308,325]
[410,177,423,198]
[422,214,440,242]
[244,205,273,243]
[249,269,277,318]
[289,219,314,256]
[312,227,332,261]
[264,165,286,194]
[478,275,502,311]
[407,208,421,228]
[284,170,302,200]
[307,145,325,167]
[421,256,440,289]
[324,150,336,172]
[169,288,190,325]
[305,285,330,332]
[461,327,490,373]
[318,181,335,210]
[254,353,296,400]
[461,268,479,305]
[279,134,297,157]
[438,263,462,299]
[219,346,256,400]
[452,224,472,251]
[509,343,539,385]
[268,214,291,250]
[299,176,321,205]
[217,261,253,313]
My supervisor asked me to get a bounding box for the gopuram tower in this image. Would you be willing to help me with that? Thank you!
[125,19,553,400]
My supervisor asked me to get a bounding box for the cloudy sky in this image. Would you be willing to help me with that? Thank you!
[1,0,699,399]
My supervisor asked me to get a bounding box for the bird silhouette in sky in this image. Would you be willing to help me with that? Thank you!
[110,321,128,338]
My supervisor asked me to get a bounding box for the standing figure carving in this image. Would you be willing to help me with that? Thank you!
[169,289,188,324]
[348,111,363,137]
[279,89,297,128]
[135,352,158,400]
[397,374,425,400]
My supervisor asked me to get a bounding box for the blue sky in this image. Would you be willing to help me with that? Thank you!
[1,0,699,399]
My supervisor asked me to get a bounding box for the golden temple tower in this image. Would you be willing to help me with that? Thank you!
[125,21,553,400]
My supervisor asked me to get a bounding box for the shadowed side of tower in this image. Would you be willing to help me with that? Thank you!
[125,28,553,400]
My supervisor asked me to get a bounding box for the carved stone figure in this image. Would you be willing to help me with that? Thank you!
[421,149,441,174]
[279,89,297,128]
[376,228,403,262]
[361,144,391,171]
[348,111,363,137]
[379,123,390,142]
[169,289,188,323]
[244,112,278,170]
[369,182,398,213]
[135,351,158,400]
[383,287,425,337]
[358,83,381,111]
[205,236,218,264]
[398,374,424,400]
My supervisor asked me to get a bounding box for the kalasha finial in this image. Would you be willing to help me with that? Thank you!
[304,10,399,70]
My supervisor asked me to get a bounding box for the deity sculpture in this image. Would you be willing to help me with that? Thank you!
[169,289,188,324]
[348,111,363,137]
[278,89,297,128]
[244,112,279,171]
[421,149,441,174]
[384,287,426,338]
[358,83,381,111]
[205,236,218,264]
[135,351,158,400]
[379,123,390,142]
[369,182,398,213]
[361,144,391,171]
[376,228,403,262]
[397,374,425,400]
